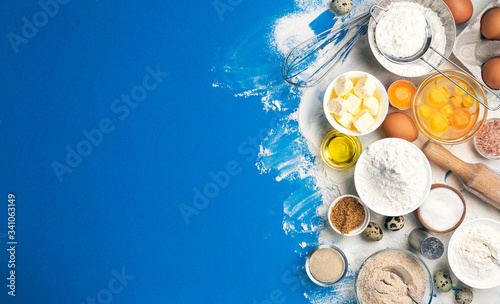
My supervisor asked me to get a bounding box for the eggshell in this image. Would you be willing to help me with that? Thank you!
[443,0,473,24]
[482,57,500,90]
[481,8,500,40]
[381,112,419,142]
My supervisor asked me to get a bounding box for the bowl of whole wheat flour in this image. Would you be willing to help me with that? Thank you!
[354,138,432,216]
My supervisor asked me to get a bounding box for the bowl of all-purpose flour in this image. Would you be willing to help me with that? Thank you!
[448,218,500,289]
[354,138,431,216]
[367,0,455,77]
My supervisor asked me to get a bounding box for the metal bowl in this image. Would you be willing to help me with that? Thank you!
[368,0,456,77]
[355,248,434,304]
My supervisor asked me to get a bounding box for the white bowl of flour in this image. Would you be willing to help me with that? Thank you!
[354,138,432,216]
[367,0,455,77]
[448,218,500,289]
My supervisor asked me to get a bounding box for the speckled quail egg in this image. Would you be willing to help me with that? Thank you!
[329,0,353,15]
[384,216,405,231]
[434,270,452,292]
[362,222,383,241]
[455,288,473,304]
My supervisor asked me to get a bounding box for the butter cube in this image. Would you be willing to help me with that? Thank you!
[352,110,375,132]
[354,76,377,99]
[333,75,353,97]
[362,96,379,116]
[327,98,347,116]
[345,93,362,115]
[335,112,354,129]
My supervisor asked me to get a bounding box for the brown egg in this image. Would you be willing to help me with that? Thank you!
[482,57,500,90]
[443,0,473,24]
[381,112,419,142]
[481,8,500,40]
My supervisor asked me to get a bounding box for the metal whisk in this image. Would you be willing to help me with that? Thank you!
[281,12,371,87]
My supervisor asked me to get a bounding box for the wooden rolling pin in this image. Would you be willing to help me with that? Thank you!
[422,140,500,209]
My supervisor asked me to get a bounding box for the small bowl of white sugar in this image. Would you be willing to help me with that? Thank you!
[415,184,466,233]
[354,138,432,216]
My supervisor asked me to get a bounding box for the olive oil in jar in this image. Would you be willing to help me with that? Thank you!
[320,131,361,170]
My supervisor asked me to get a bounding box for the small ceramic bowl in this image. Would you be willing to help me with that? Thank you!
[448,218,500,289]
[305,245,348,287]
[387,80,416,110]
[328,195,370,236]
[323,71,389,136]
[415,184,466,233]
[473,118,500,160]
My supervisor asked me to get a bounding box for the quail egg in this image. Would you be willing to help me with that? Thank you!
[455,288,473,304]
[329,0,353,15]
[362,222,383,241]
[434,270,452,292]
[384,216,405,231]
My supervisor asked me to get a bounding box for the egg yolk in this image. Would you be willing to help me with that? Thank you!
[453,82,468,96]
[440,104,454,117]
[388,81,415,110]
[450,96,463,107]
[418,105,432,119]
[427,86,449,107]
[428,112,449,133]
[451,109,471,130]
[463,95,476,108]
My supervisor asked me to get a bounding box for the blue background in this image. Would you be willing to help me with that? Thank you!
[0,0,310,303]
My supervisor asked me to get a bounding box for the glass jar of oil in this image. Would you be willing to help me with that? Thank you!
[320,130,362,170]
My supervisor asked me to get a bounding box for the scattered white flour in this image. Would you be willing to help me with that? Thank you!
[450,222,500,284]
[218,0,500,302]
[370,1,447,76]
[273,11,320,56]
[375,4,428,58]
[354,138,429,214]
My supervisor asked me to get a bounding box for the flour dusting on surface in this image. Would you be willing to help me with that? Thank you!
[214,0,500,302]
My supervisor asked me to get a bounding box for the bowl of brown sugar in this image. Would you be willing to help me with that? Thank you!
[328,195,370,236]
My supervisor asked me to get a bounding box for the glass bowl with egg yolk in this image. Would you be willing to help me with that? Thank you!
[412,70,488,144]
